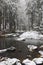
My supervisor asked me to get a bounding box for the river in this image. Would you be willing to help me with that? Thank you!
[0,37,43,61]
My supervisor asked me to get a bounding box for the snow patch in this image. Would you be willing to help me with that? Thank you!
[0,46,16,53]
[40,45,43,48]
[27,45,37,51]
[22,59,36,65]
[17,31,43,41]
[39,51,43,57]
[4,33,14,37]
[22,59,31,63]
[33,58,43,64]
[0,49,7,53]
[16,31,43,41]
[16,37,25,41]
[0,58,21,65]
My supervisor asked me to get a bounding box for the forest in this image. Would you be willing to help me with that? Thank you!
[0,0,43,33]
[0,0,43,65]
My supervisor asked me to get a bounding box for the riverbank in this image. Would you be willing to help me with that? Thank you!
[1,30,43,41]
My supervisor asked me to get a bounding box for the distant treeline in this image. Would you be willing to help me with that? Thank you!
[0,0,43,33]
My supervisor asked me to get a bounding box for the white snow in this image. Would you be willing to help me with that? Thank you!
[22,59,31,63]
[12,33,19,37]
[16,62,21,65]
[3,33,19,37]
[27,45,37,51]
[39,35,43,39]
[4,33,14,37]
[33,58,43,64]
[22,59,36,65]
[0,49,7,53]
[40,45,43,48]
[39,51,43,57]
[17,31,43,41]
[19,31,39,39]
[0,58,20,65]
[7,46,16,51]
[12,34,17,37]
[16,30,43,41]
[16,37,25,41]
[0,46,16,53]
[1,33,14,37]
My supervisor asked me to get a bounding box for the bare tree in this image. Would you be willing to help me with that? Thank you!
[26,0,42,31]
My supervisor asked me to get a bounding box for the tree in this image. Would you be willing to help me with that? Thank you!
[26,0,42,31]
[0,11,2,31]
[0,0,18,32]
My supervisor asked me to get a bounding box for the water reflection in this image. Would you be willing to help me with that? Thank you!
[0,38,43,61]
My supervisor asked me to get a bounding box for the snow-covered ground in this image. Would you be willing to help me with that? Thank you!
[1,33,19,37]
[1,31,43,41]
[1,33,14,37]
[0,31,43,65]
[16,31,43,41]
[33,58,43,64]
[22,58,43,65]
[0,58,21,65]
[22,59,36,65]
[0,44,43,65]
[0,57,43,65]
[0,46,16,53]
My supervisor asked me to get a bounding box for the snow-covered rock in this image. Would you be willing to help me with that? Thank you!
[33,58,43,64]
[0,61,6,65]
[19,31,40,39]
[0,49,7,53]
[7,46,16,51]
[18,30,43,40]
[40,45,43,48]
[4,33,14,37]
[0,58,21,65]
[27,45,37,51]
[39,35,43,39]
[22,59,36,65]
[0,46,16,53]
[39,51,43,57]
[16,37,25,41]
[22,59,31,63]
[16,31,43,41]
[1,33,14,37]
[12,34,17,37]
[16,62,21,65]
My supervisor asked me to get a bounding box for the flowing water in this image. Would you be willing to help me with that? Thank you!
[0,37,43,61]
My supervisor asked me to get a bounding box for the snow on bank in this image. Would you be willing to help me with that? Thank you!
[5,33,13,36]
[17,31,43,41]
[0,46,16,53]
[0,57,43,65]
[22,59,36,65]
[0,49,7,53]
[27,45,37,51]
[22,58,43,65]
[19,31,39,39]
[0,58,21,65]
[40,45,43,48]
[1,33,14,37]
[33,58,43,64]
[39,51,43,57]
[1,33,20,37]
